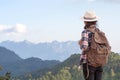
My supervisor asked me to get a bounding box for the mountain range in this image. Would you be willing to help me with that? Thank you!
[0,40,81,61]
[0,46,60,76]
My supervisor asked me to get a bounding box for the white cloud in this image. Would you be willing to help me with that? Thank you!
[0,24,27,36]
[13,24,27,33]
[0,26,4,31]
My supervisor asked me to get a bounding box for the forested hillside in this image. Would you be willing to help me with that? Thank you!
[0,46,60,76]
[14,52,120,80]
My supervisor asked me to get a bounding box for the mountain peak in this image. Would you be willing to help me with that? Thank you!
[0,46,22,64]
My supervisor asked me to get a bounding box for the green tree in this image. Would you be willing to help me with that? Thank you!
[71,65,83,80]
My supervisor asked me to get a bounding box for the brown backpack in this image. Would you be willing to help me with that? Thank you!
[85,28,111,67]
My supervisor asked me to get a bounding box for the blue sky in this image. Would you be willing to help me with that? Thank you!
[0,0,120,52]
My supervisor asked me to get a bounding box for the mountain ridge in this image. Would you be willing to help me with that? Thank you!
[0,40,81,61]
[0,46,60,76]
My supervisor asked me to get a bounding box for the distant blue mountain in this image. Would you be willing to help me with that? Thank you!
[0,40,81,61]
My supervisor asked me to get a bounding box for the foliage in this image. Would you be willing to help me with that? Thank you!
[0,68,11,80]
[12,52,120,80]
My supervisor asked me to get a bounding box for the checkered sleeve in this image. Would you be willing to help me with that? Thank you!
[81,30,89,51]
[79,30,89,65]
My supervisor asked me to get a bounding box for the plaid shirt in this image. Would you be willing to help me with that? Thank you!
[79,29,92,65]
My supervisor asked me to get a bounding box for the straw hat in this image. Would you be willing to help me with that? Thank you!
[82,10,98,22]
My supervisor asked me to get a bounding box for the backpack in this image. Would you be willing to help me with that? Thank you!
[85,28,111,67]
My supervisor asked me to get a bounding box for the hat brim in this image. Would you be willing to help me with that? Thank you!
[81,16,98,22]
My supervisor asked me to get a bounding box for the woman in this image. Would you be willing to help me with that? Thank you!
[78,10,103,80]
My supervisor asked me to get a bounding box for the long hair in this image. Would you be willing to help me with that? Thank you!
[84,21,97,29]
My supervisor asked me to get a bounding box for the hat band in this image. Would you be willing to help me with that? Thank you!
[84,16,96,20]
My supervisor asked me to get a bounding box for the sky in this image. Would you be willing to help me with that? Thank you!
[0,0,120,52]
